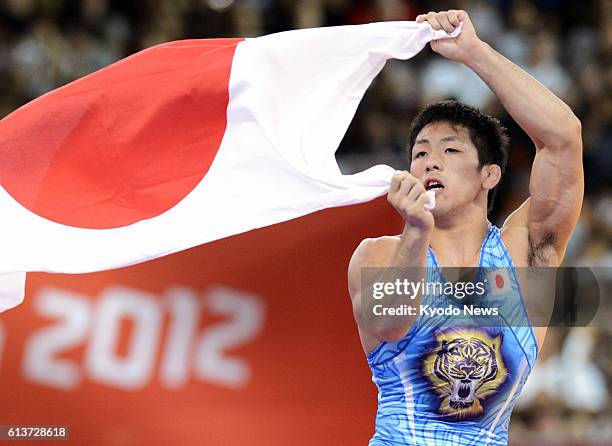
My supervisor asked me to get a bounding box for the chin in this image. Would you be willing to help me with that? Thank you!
[431,207,445,218]
[431,202,455,219]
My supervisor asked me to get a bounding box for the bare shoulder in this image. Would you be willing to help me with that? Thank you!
[350,235,400,266]
[500,199,531,267]
[500,199,553,350]
[347,235,401,354]
[348,235,400,297]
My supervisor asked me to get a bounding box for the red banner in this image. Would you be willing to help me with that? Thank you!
[0,198,402,445]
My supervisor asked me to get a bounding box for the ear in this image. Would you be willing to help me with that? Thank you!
[481,164,501,191]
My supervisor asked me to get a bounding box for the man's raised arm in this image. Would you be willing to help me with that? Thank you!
[418,10,584,265]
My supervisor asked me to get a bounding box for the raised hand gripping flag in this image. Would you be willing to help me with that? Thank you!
[0,22,460,311]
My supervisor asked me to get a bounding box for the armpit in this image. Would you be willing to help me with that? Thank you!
[527,231,557,267]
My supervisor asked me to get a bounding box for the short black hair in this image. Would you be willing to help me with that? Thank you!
[406,100,510,213]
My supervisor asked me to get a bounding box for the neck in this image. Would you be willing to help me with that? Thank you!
[428,204,490,267]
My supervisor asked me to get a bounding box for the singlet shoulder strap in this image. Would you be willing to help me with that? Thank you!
[480,224,514,268]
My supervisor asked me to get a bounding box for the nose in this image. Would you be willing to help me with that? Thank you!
[460,359,478,375]
[425,153,442,172]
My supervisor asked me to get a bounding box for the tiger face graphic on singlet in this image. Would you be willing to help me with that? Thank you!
[422,328,508,419]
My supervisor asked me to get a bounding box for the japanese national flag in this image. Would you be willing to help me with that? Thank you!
[488,269,513,296]
[0,22,460,311]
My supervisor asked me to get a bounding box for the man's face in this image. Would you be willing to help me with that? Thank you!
[409,121,487,217]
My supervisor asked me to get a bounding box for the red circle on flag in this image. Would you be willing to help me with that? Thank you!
[0,39,241,229]
[495,274,505,289]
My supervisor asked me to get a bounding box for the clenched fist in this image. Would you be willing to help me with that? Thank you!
[416,10,484,65]
[388,172,434,232]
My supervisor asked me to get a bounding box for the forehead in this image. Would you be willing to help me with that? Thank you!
[414,121,473,145]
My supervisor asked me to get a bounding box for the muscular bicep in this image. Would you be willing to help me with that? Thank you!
[347,237,399,351]
[347,239,378,320]
[527,141,584,258]
[348,238,392,307]
[347,244,364,300]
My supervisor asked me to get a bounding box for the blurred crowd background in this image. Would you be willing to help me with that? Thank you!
[0,0,610,445]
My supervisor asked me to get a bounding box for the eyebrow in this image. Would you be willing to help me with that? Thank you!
[414,136,464,145]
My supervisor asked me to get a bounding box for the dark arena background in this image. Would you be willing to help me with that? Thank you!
[0,1,610,445]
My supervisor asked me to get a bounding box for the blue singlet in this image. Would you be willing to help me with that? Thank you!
[367,224,538,446]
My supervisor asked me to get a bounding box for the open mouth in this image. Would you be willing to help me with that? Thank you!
[450,379,477,403]
[425,178,445,192]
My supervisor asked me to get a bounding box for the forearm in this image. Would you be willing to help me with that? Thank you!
[465,42,580,150]
[390,226,430,267]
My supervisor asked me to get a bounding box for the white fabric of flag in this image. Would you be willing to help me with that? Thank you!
[0,22,460,311]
